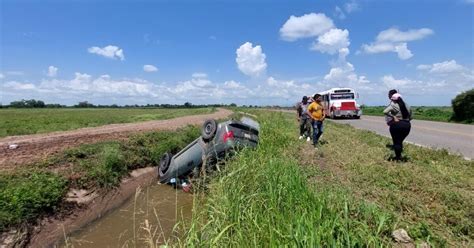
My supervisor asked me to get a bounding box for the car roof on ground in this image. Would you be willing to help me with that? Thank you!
[239,117,260,131]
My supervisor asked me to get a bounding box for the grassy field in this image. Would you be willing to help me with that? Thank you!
[362,106,457,123]
[177,110,473,247]
[2,109,472,246]
[0,107,215,138]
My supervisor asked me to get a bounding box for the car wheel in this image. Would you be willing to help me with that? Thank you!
[158,152,172,178]
[201,119,217,142]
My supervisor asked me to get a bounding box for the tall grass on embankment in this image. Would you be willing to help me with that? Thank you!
[179,110,473,247]
[180,111,394,247]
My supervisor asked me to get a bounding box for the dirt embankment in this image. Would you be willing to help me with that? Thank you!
[0,108,233,171]
[34,167,159,248]
[1,167,159,248]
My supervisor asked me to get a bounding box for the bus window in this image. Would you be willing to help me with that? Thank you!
[330,93,354,100]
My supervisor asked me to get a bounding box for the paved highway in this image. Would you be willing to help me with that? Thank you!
[331,116,474,159]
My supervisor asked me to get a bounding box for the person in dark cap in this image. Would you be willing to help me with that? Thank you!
[296,96,311,141]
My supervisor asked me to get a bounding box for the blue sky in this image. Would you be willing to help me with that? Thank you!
[1,0,473,106]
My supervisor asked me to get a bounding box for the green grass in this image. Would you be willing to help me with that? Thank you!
[0,107,215,137]
[177,110,473,247]
[0,172,68,230]
[179,111,395,247]
[311,121,474,246]
[362,106,457,123]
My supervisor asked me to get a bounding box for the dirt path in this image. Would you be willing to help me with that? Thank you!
[0,108,233,171]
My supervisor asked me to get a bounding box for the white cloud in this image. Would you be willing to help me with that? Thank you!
[381,75,415,89]
[380,59,474,97]
[3,72,259,104]
[47,66,58,77]
[344,0,360,13]
[311,28,350,55]
[279,13,335,41]
[394,43,413,60]
[413,60,474,93]
[0,73,4,79]
[416,64,431,71]
[280,13,351,59]
[235,42,267,77]
[4,81,36,90]
[361,42,393,53]
[318,59,473,103]
[376,28,433,43]
[88,45,125,60]
[192,72,208,78]
[143,64,158,72]
[322,61,373,92]
[264,76,313,99]
[223,80,241,89]
[334,6,346,20]
[361,27,433,60]
[11,73,159,98]
[5,71,24,76]
[171,72,252,100]
[417,60,466,74]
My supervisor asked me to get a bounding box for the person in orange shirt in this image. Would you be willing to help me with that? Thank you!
[307,93,326,148]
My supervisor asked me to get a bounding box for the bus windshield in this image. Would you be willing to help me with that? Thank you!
[330,93,354,100]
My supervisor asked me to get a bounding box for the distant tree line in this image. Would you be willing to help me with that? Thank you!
[0,99,266,109]
[3,99,65,108]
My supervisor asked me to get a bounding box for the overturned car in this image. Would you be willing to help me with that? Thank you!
[158,117,260,184]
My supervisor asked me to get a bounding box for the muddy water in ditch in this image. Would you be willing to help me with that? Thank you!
[66,184,193,247]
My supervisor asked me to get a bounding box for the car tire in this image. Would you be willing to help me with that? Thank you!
[201,119,217,142]
[158,152,172,182]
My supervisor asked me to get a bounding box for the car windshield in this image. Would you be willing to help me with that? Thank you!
[330,93,354,100]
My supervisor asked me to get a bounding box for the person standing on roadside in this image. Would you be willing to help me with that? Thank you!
[297,96,311,141]
[384,89,412,161]
[307,93,325,148]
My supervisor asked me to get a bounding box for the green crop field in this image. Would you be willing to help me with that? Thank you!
[0,108,215,138]
[362,106,456,123]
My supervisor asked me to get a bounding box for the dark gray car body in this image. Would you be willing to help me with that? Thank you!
[158,117,259,183]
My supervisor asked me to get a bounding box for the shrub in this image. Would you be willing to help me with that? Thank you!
[87,145,127,188]
[451,89,474,123]
[121,125,199,170]
[0,172,67,230]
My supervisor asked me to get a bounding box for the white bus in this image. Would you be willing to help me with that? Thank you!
[318,88,362,119]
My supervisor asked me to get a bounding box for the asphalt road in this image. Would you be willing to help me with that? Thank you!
[330,116,474,159]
